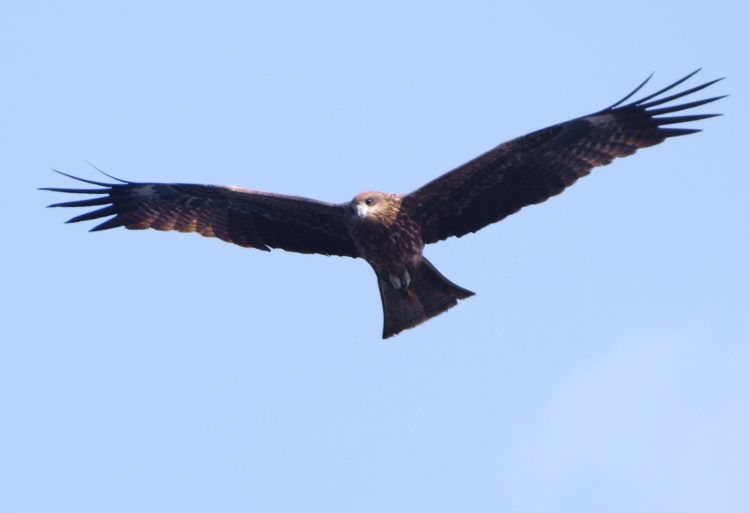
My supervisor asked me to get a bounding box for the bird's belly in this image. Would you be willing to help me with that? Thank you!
[352,223,423,276]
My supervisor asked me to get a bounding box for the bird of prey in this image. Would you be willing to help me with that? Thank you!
[43,70,723,338]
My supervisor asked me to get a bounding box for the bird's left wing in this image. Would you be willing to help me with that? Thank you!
[42,173,359,257]
[405,70,724,244]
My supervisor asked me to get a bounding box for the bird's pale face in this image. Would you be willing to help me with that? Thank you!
[350,192,402,225]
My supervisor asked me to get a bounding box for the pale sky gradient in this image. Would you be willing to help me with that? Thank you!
[2,1,749,512]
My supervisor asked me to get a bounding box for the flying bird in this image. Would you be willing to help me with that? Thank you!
[43,70,724,338]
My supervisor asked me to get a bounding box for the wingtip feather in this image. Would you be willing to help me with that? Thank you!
[85,161,131,184]
[659,127,703,137]
[654,113,722,125]
[608,72,654,109]
[50,169,114,187]
[65,206,117,223]
[89,217,125,231]
[40,186,111,194]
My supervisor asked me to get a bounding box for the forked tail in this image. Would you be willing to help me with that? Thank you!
[377,258,475,339]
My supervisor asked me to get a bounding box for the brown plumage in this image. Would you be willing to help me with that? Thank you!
[43,70,724,338]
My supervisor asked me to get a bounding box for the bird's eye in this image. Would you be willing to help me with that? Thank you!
[365,197,374,206]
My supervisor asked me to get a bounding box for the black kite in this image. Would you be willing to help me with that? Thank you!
[43,70,724,338]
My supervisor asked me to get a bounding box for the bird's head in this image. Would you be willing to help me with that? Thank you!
[350,192,402,226]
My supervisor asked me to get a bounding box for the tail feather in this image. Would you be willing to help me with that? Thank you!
[377,258,474,339]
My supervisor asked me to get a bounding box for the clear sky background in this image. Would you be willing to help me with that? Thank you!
[2,1,748,512]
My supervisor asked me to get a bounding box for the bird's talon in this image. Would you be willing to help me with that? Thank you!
[402,270,411,288]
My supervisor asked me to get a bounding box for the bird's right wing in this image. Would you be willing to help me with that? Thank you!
[42,172,359,257]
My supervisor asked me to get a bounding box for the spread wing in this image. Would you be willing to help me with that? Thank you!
[405,70,725,244]
[42,173,359,257]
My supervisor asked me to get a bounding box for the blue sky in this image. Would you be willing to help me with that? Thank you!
[2,1,748,512]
